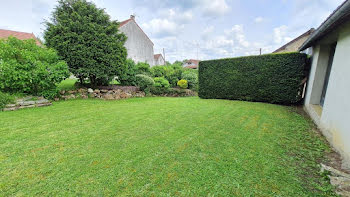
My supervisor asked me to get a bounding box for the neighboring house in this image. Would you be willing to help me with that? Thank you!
[183,59,200,69]
[154,54,165,66]
[119,15,155,66]
[300,1,350,167]
[0,29,41,45]
[273,28,315,53]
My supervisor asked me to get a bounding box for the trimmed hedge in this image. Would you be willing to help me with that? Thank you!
[199,52,307,104]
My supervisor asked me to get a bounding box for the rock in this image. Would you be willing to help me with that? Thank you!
[68,90,76,94]
[100,89,108,93]
[37,103,52,107]
[88,88,94,93]
[60,90,66,95]
[78,88,87,93]
[3,107,16,111]
[19,101,36,106]
[120,92,132,99]
[94,89,100,93]
[54,98,60,101]
[81,94,88,99]
[35,99,49,104]
[5,104,16,108]
[134,91,145,97]
[103,94,114,100]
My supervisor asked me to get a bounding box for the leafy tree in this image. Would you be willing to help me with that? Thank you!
[0,37,69,96]
[119,59,137,86]
[44,0,127,86]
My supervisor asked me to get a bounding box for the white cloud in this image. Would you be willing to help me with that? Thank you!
[201,0,230,17]
[142,18,183,38]
[254,17,264,23]
[273,25,290,44]
[225,25,250,48]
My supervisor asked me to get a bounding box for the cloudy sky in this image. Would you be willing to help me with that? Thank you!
[0,0,345,62]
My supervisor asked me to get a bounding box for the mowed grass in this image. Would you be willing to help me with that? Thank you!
[0,97,335,196]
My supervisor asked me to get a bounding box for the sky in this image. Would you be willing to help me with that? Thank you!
[0,0,345,63]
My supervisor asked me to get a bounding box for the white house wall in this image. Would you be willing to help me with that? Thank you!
[119,21,154,66]
[304,21,350,168]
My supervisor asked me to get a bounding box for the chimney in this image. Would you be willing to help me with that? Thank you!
[130,15,135,20]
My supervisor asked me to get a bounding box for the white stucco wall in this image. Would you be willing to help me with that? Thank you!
[119,20,154,66]
[304,21,350,168]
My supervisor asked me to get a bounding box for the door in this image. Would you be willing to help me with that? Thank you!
[320,43,337,107]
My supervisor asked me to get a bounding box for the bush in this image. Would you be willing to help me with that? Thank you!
[151,77,170,95]
[44,0,127,86]
[136,62,151,75]
[135,74,154,91]
[119,59,137,86]
[199,52,307,104]
[177,80,188,89]
[0,91,14,110]
[153,77,170,88]
[182,70,198,90]
[42,88,60,100]
[151,66,167,77]
[0,37,69,96]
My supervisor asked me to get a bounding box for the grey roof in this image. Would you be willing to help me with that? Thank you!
[299,0,350,51]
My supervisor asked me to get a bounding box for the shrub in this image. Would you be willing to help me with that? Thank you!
[135,74,154,91]
[151,77,170,95]
[199,52,307,104]
[177,80,188,89]
[136,62,151,75]
[42,88,60,100]
[119,59,137,86]
[151,66,167,77]
[44,0,127,86]
[153,77,170,88]
[0,91,14,110]
[182,70,198,90]
[0,37,69,96]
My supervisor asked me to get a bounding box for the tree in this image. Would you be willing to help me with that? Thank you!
[44,0,127,86]
[0,37,69,96]
[119,59,137,86]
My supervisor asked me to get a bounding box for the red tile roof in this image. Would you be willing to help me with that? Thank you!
[185,65,198,69]
[185,59,200,66]
[0,29,41,45]
[154,54,162,59]
[119,18,154,46]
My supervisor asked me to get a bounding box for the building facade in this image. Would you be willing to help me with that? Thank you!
[154,54,165,66]
[300,1,350,168]
[273,28,314,53]
[119,16,155,66]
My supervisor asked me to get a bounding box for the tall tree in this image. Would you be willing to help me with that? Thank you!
[44,0,127,86]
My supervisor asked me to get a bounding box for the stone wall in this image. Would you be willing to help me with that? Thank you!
[3,97,51,111]
[60,86,145,101]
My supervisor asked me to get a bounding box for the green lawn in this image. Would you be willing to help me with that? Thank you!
[57,78,78,91]
[0,97,335,196]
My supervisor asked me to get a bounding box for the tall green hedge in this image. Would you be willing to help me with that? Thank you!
[199,52,307,104]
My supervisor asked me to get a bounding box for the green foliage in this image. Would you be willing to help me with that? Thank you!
[136,62,151,75]
[44,0,127,86]
[153,77,170,88]
[135,74,154,91]
[42,88,60,100]
[150,65,167,77]
[119,59,137,86]
[151,77,170,95]
[182,70,198,90]
[0,37,69,96]
[199,53,307,104]
[0,91,14,110]
[150,64,184,87]
[177,79,188,89]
